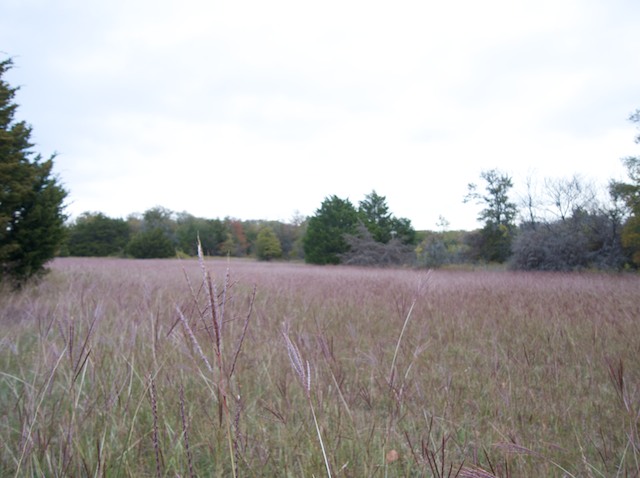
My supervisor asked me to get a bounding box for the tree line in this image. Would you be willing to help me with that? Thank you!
[299,152,639,271]
[60,190,415,263]
[58,156,640,273]
[62,209,301,261]
[2,56,640,284]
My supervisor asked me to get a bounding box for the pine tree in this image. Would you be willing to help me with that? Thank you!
[303,195,359,264]
[358,190,416,245]
[0,58,67,283]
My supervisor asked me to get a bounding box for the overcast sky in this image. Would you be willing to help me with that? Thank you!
[2,0,640,230]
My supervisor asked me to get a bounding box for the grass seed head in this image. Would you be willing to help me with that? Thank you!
[282,327,311,397]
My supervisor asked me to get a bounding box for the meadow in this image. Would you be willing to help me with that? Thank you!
[1,257,639,477]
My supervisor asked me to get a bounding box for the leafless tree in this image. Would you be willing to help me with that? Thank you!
[543,174,598,221]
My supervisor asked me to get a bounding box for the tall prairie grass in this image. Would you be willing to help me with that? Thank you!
[1,257,639,476]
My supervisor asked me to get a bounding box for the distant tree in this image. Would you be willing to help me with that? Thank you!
[610,110,640,266]
[461,229,486,263]
[436,215,450,231]
[255,226,282,261]
[126,206,177,258]
[304,195,359,264]
[0,58,67,283]
[224,219,249,256]
[242,220,263,256]
[126,228,175,258]
[416,235,449,268]
[175,212,201,256]
[142,206,176,237]
[126,213,143,237]
[290,213,308,260]
[389,216,417,245]
[175,213,227,256]
[358,190,393,243]
[276,221,298,258]
[249,220,301,259]
[416,229,469,268]
[543,175,597,222]
[510,211,625,271]
[219,233,237,257]
[508,170,627,270]
[291,210,306,227]
[416,216,450,268]
[358,190,416,244]
[621,213,640,266]
[517,175,542,228]
[67,212,129,256]
[465,169,517,262]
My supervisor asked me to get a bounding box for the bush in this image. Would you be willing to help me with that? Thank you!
[340,224,414,266]
[510,212,626,271]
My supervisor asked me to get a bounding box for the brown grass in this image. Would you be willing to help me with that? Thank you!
[1,257,639,476]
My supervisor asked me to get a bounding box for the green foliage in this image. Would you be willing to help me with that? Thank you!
[611,158,640,213]
[390,216,417,245]
[66,212,129,256]
[0,58,67,283]
[303,195,359,264]
[479,222,513,263]
[610,111,640,266]
[621,213,640,265]
[127,228,175,258]
[124,207,177,258]
[254,226,282,261]
[358,190,392,242]
[142,206,176,237]
[465,169,517,263]
[358,190,416,245]
[175,213,228,256]
[466,169,518,227]
[220,219,249,257]
[304,192,415,266]
[273,220,303,259]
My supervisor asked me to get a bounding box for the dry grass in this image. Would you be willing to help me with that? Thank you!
[1,257,639,476]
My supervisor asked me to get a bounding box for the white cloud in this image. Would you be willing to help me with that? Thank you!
[1,0,639,230]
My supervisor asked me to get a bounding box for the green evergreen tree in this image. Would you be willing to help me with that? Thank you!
[303,195,358,264]
[358,190,392,243]
[255,226,282,261]
[358,190,417,245]
[0,58,67,283]
[389,216,417,245]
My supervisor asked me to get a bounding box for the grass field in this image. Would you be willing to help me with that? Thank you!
[1,257,639,477]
